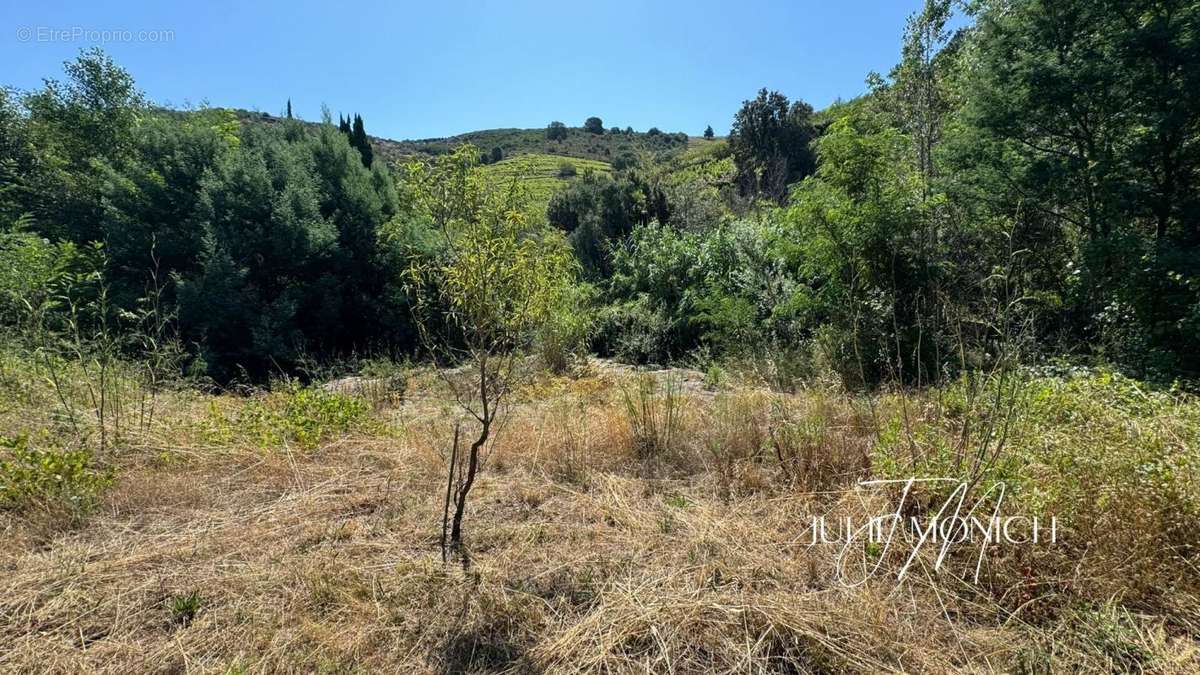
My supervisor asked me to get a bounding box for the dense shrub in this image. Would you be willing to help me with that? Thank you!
[535,283,595,374]
[870,369,1200,612]
[0,434,111,512]
[204,384,370,450]
[1,52,422,383]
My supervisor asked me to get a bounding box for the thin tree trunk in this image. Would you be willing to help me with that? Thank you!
[448,359,492,566]
[449,420,489,549]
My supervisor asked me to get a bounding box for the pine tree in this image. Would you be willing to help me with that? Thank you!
[286,99,293,119]
[704,125,714,139]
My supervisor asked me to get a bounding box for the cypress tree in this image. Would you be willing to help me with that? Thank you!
[286,99,293,119]
[351,114,373,168]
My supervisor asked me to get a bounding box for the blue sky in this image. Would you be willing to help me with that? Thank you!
[3,0,945,140]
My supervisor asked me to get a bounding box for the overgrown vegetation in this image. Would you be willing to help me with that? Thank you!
[2,0,1199,670]
[0,434,111,515]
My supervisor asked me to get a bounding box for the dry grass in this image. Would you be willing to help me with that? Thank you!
[1,361,1198,673]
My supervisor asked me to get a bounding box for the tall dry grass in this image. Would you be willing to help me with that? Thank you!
[1,357,1198,673]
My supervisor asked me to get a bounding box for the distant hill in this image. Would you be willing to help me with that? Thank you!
[478,153,613,212]
[384,126,694,164]
[230,109,698,165]
[225,109,730,215]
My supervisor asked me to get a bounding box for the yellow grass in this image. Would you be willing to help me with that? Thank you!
[1,359,1198,673]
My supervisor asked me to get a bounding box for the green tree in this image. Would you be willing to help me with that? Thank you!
[21,48,145,243]
[547,172,655,279]
[168,117,402,380]
[546,120,567,141]
[176,125,338,379]
[349,114,374,168]
[955,0,1200,375]
[780,107,925,385]
[98,108,237,308]
[704,125,715,139]
[584,116,604,134]
[403,145,576,562]
[729,88,817,203]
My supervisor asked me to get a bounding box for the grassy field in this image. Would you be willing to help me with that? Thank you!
[479,154,613,214]
[2,347,1199,673]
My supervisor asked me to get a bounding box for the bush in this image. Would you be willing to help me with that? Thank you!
[594,299,676,365]
[869,369,1200,615]
[536,284,595,374]
[557,161,577,178]
[205,384,370,450]
[0,434,111,512]
[611,152,638,171]
[282,386,370,448]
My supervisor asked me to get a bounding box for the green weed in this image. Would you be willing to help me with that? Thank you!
[204,384,370,450]
[0,434,111,513]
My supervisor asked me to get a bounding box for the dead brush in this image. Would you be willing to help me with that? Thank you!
[527,568,966,673]
[698,390,773,497]
[542,398,597,485]
[4,360,1200,673]
[768,392,871,492]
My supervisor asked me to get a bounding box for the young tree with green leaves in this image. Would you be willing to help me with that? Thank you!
[20,48,145,244]
[402,144,576,563]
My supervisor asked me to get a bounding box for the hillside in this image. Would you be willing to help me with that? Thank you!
[230,109,697,165]
[478,153,613,212]
[386,126,693,164]
[8,3,1200,671]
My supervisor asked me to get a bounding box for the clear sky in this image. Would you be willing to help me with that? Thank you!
[3,0,941,141]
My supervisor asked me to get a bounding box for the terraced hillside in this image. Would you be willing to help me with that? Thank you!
[478,153,613,212]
